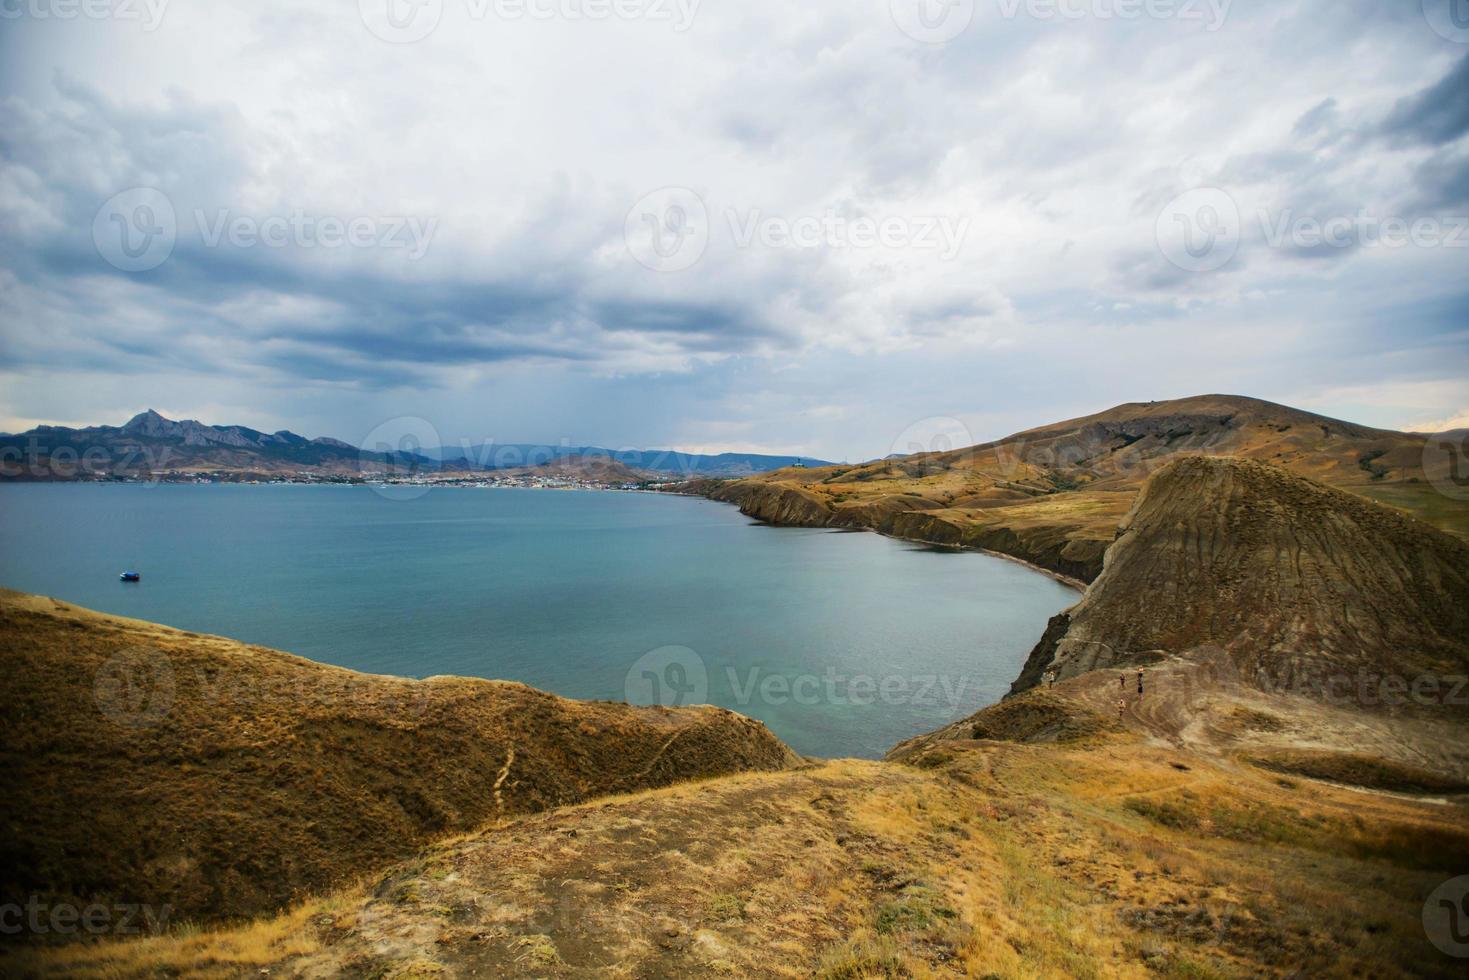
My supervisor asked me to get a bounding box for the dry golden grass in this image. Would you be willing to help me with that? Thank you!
[15,732,1465,978]
[687,395,1469,585]
[0,591,798,926]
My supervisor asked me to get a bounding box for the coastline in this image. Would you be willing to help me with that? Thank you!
[667,486,1092,593]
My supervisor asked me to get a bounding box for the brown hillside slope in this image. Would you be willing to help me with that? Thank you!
[0,592,798,925]
[1011,456,1469,696]
[890,457,1469,789]
[17,738,1469,978]
[680,395,1469,582]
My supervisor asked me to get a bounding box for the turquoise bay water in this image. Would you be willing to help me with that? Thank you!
[0,484,1077,758]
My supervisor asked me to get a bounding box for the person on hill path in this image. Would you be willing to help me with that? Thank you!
[1044,669,1056,689]
[1137,668,1146,700]
[1117,697,1126,720]
[1120,673,1126,692]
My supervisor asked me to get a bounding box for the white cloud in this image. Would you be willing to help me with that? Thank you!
[0,1,1466,457]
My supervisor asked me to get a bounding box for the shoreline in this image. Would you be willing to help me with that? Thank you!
[668,487,1091,593]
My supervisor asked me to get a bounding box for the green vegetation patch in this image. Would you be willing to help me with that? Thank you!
[874,885,957,936]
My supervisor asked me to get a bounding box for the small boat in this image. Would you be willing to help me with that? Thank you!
[120,571,141,583]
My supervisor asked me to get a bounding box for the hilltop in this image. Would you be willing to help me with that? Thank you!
[677,394,1469,581]
[890,457,1469,792]
[1008,456,1469,695]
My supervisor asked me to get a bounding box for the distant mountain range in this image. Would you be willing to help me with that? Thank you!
[0,411,830,481]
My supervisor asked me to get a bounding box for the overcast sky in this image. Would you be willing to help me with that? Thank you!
[1,0,1466,460]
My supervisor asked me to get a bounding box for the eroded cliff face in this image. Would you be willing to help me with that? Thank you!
[680,480,1109,582]
[1011,456,1469,696]
[704,479,835,527]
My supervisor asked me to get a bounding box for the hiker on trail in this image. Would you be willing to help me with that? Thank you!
[1120,673,1127,692]
[1117,697,1125,720]
[1137,668,1146,699]
[1044,669,1056,689]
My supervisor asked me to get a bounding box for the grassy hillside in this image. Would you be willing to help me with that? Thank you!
[0,592,798,925]
[12,735,1467,978]
[1007,455,1469,695]
[7,398,1469,977]
[678,395,1469,582]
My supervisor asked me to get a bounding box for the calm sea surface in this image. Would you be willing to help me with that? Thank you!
[0,483,1077,758]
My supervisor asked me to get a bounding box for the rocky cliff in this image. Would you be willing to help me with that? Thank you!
[1011,456,1469,698]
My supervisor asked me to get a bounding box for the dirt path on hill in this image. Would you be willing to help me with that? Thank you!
[1050,654,1469,781]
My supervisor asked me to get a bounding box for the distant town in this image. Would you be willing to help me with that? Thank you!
[80,470,689,492]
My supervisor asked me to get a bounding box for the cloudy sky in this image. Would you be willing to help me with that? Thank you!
[1,0,1466,460]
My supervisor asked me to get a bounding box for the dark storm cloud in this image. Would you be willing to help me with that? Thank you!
[1379,55,1469,147]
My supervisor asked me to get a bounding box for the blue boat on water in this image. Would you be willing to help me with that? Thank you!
[120,571,141,583]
